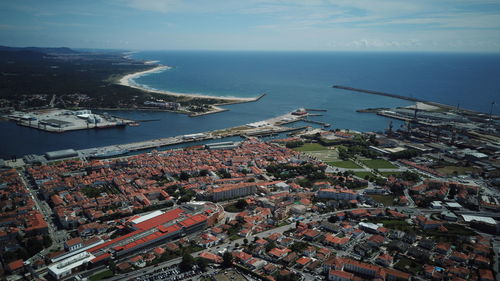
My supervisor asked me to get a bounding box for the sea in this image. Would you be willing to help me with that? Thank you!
[1,51,499,159]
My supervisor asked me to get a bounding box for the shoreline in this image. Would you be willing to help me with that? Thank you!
[117,64,261,103]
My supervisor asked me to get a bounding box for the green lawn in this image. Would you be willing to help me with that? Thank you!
[305,150,339,162]
[328,160,362,169]
[229,234,241,241]
[425,224,477,242]
[224,203,245,213]
[90,269,114,281]
[367,194,397,206]
[293,143,328,152]
[379,171,403,177]
[436,166,481,176]
[361,159,398,169]
[353,171,375,178]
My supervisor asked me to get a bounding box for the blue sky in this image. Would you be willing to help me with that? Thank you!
[1,0,500,52]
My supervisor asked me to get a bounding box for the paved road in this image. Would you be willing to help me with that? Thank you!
[492,240,500,281]
[18,170,68,263]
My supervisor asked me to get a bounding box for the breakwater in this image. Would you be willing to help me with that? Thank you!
[334,85,499,119]
[333,85,423,102]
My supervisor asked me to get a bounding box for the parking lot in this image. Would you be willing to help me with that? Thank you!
[134,265,201,281]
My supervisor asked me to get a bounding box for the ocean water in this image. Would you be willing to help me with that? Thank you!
[1,51,499,158]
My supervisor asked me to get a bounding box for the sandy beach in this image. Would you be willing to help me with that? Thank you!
[117,64,259,102]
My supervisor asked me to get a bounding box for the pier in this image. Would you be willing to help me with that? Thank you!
[305,108,327,112]
[302,118,330,127]
[244,126,307,137]
[333,85,423,102]
[133,119,161,122]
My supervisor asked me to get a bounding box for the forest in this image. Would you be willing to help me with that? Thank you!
[0,46,221,110]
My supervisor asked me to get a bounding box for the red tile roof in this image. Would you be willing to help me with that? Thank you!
[134,208,184,231]
[296,256,311,265]
[7,259,24,272]
[179,214,207,228]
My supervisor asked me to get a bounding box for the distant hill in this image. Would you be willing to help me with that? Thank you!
[0,46,79,54]
[0,49,47,61]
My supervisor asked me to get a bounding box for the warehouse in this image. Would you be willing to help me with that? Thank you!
[45,149,78,160]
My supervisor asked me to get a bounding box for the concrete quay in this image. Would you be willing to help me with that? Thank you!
[78,111,307,159]
[6,108,133,133]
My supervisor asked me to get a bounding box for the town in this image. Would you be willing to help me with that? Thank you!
[0,106,499,281]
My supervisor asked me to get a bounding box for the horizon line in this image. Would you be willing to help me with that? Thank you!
[2,44,500,55]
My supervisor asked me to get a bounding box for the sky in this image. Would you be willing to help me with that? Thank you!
[1,0,500,52]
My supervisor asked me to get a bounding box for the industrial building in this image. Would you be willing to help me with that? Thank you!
[47,203,223,280]
[45,149,78,160]
[48,252,96,280]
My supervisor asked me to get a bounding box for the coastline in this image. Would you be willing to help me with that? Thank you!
[117,64,260,103]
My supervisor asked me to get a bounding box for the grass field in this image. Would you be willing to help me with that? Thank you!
[90,270,114,281]
[293,143,328,152]
[379,171,403,177]
[229,234,241,241]
[224,204,245,213]
[361,159,398,169]
[353,171,375,178]
[367,194,396,206]
[328,160,362,169]
[425,224,477,242]
[294,143,340,162]
[436,166,481,176]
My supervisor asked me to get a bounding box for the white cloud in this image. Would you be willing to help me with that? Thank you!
[119,0,182,13]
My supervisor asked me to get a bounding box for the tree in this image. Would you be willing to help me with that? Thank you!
[177,194,192,204]
[338,147,350,160]
[285,141,303,149]
[235,199,248,210]
[398,171,420,182]
[328,215,338,223]
[25,237,44,256]
[265,241,276,252]
[195,257,208,271]
[42,235,52,248]
[219,169,231,178]
[222,252,233,268]
[179,171,190,181]
[243,238,248,245]
[179,253,194,272]
[108,260,117,274]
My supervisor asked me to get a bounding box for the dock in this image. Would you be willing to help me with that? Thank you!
[133,119,161,122]
[305,108,327,112]
[244,126,307,137]
[77,110,309,159]
[7,109,133,133]
[302,118,330,127]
